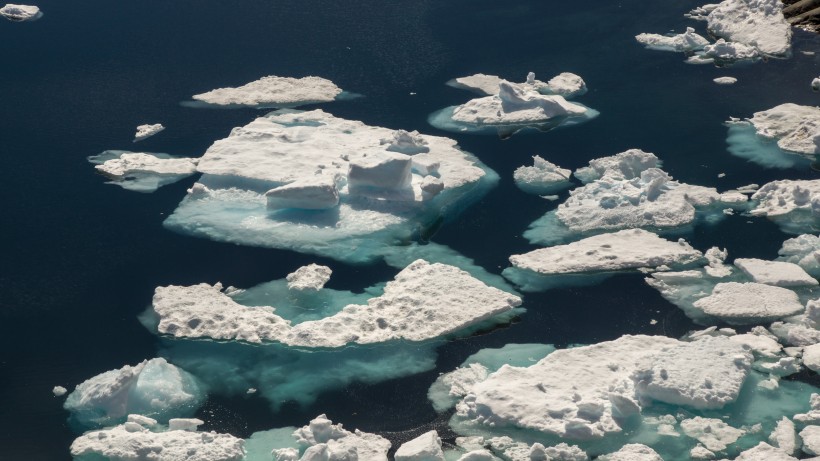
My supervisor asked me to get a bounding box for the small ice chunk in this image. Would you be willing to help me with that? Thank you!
[191,75,342,108]
[134,123,165,142]
[769,417,799,455]
[0,4,41,21]
[545,72,588,97]
[680,417,745,451]
[690,445,715,459]
[778,234,820,277]
[348,152,413,191]
[597,444,662,461]
[292,414,391,461]
[127,414,158,427]
[420,176,445,198]
[449,74,506,95]
[53,386,67,396]
[380,129,430,154]
[734,258,818,287]
[513,155,572,195]
[751,180,820,220]
[246,388,256,394]
[693,282,805,324]
[802,426,820,455]
[89,151,199,193]
[813,77,820,92]
[266,175,340,210]
[286,264,332,291]
[169,418,204,432]
[635,27,710,52]
[573,149,659,184]
[733,442,799,460]
[688,39,761,64]
[714,77,738,85]
[395,430,445,461]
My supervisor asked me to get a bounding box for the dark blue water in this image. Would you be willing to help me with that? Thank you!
[1,1,818,459]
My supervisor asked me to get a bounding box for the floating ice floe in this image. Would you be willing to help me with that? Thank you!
[286,264,332,291]
[750,179,820,234]
[0,4,41,21]
[635,27,710,52]
[70,415,244,461]
[88,150,199,193]
[778,234,820,277]
[503,229,704,292]
[726,104,820,168]
[700,0,792,57]
[523,150,747,246]
[813,77,820,92]
[714,76,738,85]
[432,72,597,137]
[512,155,573,195]
[687,39,762,65]
[53,386,67,397]
[185,75,345,109]
[270,414,391,461]
[395,430,445,461]
[162,109,497,263]
[134,123,165,142]
[598,444,663,461]
[64,358,204,428]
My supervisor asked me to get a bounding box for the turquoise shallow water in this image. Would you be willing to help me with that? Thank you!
[1,0,819,459]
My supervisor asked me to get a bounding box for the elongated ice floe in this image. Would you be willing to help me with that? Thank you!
[0,4,41,21]
[713,76,737,85]
[151,259,521,347]
[71,416,245,461]
[504,229,703,292]
[163,109,497,263]
[703,0,792,57]
[187,75,344,108]
[134,123,165,142]
[449,71,587,98]
[64,358,204,427]
[599,444,663,461]
[635,27,710,52]
[512,155,573,195]
[88,150,199,193]
[432,73,597,137]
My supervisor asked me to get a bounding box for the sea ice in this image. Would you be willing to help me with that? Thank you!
[88,150,198,193]
[679,417,744,451]
[395,431,445,461]
[164,109,498,263]
[0,4,41,21]
[276,414,391,461]
[732,442,800,460]
[512,155,573,195]
[801,425,820,455]
[750,179,820,234]
[713,77,738,85]
[448,72,587,98]
[814,77,820,92]
[64,358,204,428]
[704,0,792,57]
[733,258,818,287]
[744,104,820,156]
[724,121,813,169]
[635,27,710,52]
[598,444,662,461]
[53,386,67,397]
[134,123,165,142]
[769,417,799,455]
[687,39,761,65]
[188,75,343,109]
[286,264,332,291]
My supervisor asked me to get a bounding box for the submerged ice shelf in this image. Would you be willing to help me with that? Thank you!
[184,75,346,109]
[88,150,199,193]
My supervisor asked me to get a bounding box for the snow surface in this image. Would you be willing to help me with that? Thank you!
[266,175,340,210]
[733,258,818,287]
[278,414,392,461]
[512,155,572,195]
[731,442,800,460]
[705,0,792,57]
[779,235,820,277]
[635,27,710,52]
[598,444,662,461]
[190,76,342,108]
[693,282,805,324]
[134,123,165,142]
[714,77,738,85]
[449,72,587,98]
[750,180,820,234]
[286,264,332,291]
[573,149,660,184]
[395,431,445,461]
[152,259,521,346]
[89,150,198,193]
[0,4,41,21]
[64,358,204,427]
[687,39,761,64]
[746,104,820,156]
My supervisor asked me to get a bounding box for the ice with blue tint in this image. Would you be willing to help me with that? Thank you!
[725,122,813,169]
[750,179,820,235]
[430,73,598,138]
[161,109,498,263]
[512,155,573,196]
[64,358,204,429]
[182,75,346,109]
[88,150,199,193]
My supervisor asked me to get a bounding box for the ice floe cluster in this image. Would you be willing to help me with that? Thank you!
[186,75,345,109]
[0,3,41,21]
[430,72,598,137]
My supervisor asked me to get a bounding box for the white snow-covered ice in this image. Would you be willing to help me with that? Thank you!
[512,155,573,195]
[0,3,41,21]
[134,123,165,142]
[88,150,199,193]
[704,0,792,57]
[635,27,710,52]
[714,76,738,85]
[188,75,344,108]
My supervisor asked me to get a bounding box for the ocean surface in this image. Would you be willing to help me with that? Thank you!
[1,0,819,459]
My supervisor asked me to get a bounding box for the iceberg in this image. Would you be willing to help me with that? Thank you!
[512,155,573,195]
[64,358,204,428]
[704,0,792,57]
[686,39,761,65]
[0,3,41,21]
[164,109,498,263]
[448,71,587,98]
[88,150,199,193]
[750,179,820,234]
[635,27,710,52]
[286,264,332,291]
[272,414,391,461]
[186,75,344,109]
[134,123,165,142]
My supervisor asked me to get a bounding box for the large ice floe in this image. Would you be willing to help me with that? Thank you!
[160,109,498,263]
[432,333,820,461]
[88,150,199,193]
[184,76,347,109]
[522,149,748,246]
[141,260,522,411]
[429,72,598,138]
[0,3,41,21]
[63,358,205,428]
[725,103,820,169]
[503,229,705,292]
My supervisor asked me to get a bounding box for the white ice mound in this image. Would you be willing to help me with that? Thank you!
[733,258,818,287]
[750,179,820,234]
[814,77,820,92]
[395,431,445,461]
[635,27,710,52]
[286,264,332,291]
[505,229,703,291]
[152,259,521,347]
[714,76,738,85]
[573,149,660,184]
[64,358,204,427]
[134,123,165,142]
[598,444,662,461]
[449,72,587,98]
[746,103,820,156]
[70,418,245,461]
[189,75,343,108]
[679,417,744,451]
[687,38,761,64]
[733,442,800,460]
[0,4,41,21]
[281,414,391,461]
[513,155,572,195]
[705,0,792,57]
[89,150,198,193]
[433,74,597,137]
[778,234,820,277]
[455,335,751,439]
[693,282,805,324]
[165,109,496,263]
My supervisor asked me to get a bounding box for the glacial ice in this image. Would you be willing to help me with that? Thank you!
[88,150,199,193]
[713,76,738,85]
[727,104,820,166]
[64,358,204,428]
[164,109,498,263]
[750,179,820,234]
[635,27,710,52]
[134,123,165,142]
[703,0,792,57]
[724,121,813,169]
[432,73,597,137]
[512,155,573,195]
[0,4,41,21]
[504,229,704,292]
[187,76,344,109]
[395,431,445,461]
